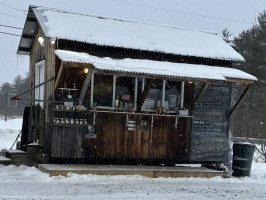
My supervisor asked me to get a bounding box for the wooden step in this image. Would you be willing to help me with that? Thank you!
[39,164,226,178]
[4,149,36,166]
[0,156,11,165]
[5,149,27,159]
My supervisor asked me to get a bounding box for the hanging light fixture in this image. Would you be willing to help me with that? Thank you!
[84,68,89,74]
[38,37,45,46]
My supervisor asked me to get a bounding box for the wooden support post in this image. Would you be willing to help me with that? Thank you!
[180,81,185,109]
[228,84,253,119]
[161,80,166,107]
[79,69,94,105]
[136,79,154,113]
[55,62,64,89]
[93,111,96,125]
[190,83,208,112]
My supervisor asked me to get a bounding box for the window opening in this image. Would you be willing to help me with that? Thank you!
[115,76,135,111]
[93,74,113,108]
[142,79,163,111]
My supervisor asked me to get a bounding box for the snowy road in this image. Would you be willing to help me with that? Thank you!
[0,164,266,200]
[1,118,266,200]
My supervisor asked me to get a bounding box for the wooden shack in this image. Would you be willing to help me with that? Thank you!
[16,5,257,165]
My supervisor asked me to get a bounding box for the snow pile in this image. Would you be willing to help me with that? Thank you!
[55,49,257,81]
[0,117,22,150]
[33,7,244,62]
[253,145,265,163]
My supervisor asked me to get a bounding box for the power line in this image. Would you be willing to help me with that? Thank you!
[0,1,26,13]
[0,12,25,19]
[0,31,20,37]
[112,0,253,25]
[0,24,22,30]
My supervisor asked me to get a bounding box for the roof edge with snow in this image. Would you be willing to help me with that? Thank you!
[54,50,256,83]
[18,5,245,62]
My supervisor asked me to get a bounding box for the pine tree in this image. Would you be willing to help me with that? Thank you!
[230,11,266,138]
[0,74,29,116]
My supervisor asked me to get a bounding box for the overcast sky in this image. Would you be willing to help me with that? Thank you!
[0,0,266,85]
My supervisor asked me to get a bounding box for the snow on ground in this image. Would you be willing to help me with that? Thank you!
[0,117,22,150]
[0,117,266,200]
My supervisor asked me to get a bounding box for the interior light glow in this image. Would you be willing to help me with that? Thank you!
[84,68,89,73]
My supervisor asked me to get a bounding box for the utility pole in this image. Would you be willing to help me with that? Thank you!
[4,91,7,121]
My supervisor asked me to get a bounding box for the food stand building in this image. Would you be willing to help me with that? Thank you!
[16,6,257,164]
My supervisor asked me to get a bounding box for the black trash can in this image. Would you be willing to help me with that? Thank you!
[232,143,255,177]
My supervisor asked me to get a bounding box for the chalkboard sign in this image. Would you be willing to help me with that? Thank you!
[190,83,231,161]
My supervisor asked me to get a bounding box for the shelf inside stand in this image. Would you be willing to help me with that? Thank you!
[53,123,88,127]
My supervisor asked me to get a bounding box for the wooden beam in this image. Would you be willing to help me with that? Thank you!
[64,62,94,69]
[228,84,253,119]
[79,69,94,105]
[190,83,208,112]
[226,78,255,84]
[55,62,64,90]
[136,79,154,113]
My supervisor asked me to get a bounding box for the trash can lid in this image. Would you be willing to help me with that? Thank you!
[233,142,255,149]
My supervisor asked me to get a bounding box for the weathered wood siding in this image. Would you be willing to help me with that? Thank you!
[85,113,191,162]
[58,39,233,67]
[29,27,56,119]
[44,34,56,103]
[28,27,56,153]
[29,27,45,103]
[51,125,87,158]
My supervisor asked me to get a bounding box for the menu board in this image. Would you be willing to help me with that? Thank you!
[190,83,231,161]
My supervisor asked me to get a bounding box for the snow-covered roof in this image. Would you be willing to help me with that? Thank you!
[28,6,244,62]
[54,50,257,82]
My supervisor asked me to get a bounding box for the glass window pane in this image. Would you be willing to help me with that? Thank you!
[164,81,181,109]
[93,74,113,107]
[142,79,162,110]
[115,76,135,110]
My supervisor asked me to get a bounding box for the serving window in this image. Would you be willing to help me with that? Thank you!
[90,73,187,113]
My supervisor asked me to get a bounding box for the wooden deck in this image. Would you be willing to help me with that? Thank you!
[38,164,225,178]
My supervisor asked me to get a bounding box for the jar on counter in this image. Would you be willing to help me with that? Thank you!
[70,118,75,124]
[60,118,65,124]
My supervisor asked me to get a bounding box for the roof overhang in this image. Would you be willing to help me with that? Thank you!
[17,6,39,55]
[54,50,257,84]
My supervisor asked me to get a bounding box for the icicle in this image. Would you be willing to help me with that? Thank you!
[16,54,19,69]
